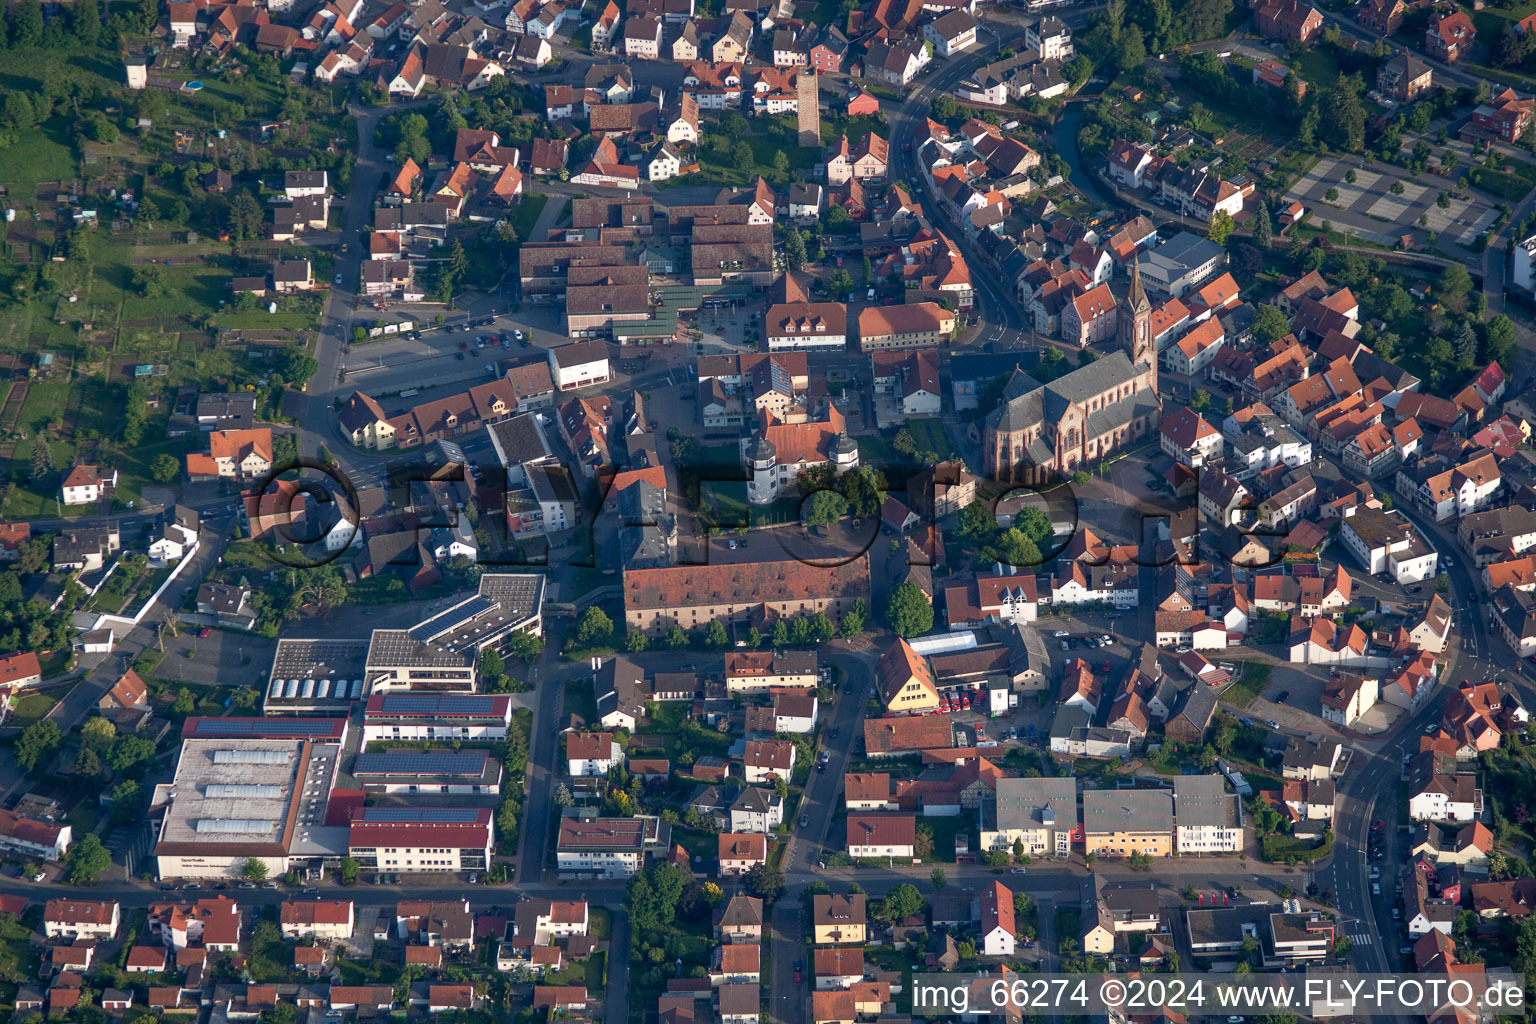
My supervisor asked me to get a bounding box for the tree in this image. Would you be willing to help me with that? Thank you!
[73,746,101,778]
[730,140,754,172]
[107,736,155,774]
[664,624,688,650]
[885,582,933,637]
[1115,23,1146,73]
[339,856,359,884]
[574,606,614,648]
[805,489,849,528]
[242,857,268,881]
[1453,321,1478,365]
[827,268,855,299]
[81,716,117,752]
[227,191,264,241]
[624,630,650,652]
[70,0,101,44]
[10,0,43,47]
[882,882,926,920]
[784,229,807,270]
[1252,305,1290,345]
[1208,210,1235,245]
[171,688,196,717]
[932,94,960,121]
[840,597,868,639]
[15,720,59,773]
[703,620,730,649]
[1253,202,1273,246]
[930,867,947,889]
[771,149,789,176]
[67,834,111,885]
[1190,389,1211,414]
[1438,263,1473,314]
[150,452,181,484]
[505,630,544,664]
[107,780,143,824]
[744,863,783,901]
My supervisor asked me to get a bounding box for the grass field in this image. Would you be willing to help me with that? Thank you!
[1469,160,1536,202]
[903,418,956,459]
[0,119,78,190]
[6,692,57,727]
[512,193,550,241]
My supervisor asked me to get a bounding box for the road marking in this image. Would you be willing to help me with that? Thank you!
[1350,932,1373,946]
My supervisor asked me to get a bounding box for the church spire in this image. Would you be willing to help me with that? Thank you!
[1126,255,1149,315]
[1121,255,1155,391]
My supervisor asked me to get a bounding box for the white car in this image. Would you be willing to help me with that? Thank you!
[1010,867,1028,875]
[1052,630,1069,638]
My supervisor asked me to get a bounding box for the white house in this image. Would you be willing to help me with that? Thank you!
[979,881,1016,956]
[1339,508,1439,584]
[548,340,611,391]
[743,740,795,784]
[846,814,916,859]
[1409,751,1481,823]
[44,900,121,941]
[565,732,622,777]
[922,9,977,56]
[148,506,200,563]
[60,465,117,506]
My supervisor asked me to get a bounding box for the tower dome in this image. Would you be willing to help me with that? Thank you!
[746,435,777,468]
[831,432,859,472]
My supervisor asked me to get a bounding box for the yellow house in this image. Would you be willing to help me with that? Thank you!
[1082,790,1175,858]
[339,392,395,449]
[712,11,752,63]
[877,636,940,714]
[672,21,699,61]
[1082,904,1115,955]
[811,893,866,945]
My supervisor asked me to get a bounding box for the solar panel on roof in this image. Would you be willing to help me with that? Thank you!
[186,718,344,737]
[355,807,482,822]
[376,695,500,714]
[354,751,488,776]
[409,596,496,643]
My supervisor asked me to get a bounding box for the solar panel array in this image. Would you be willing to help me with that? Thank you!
[355,807,483,823]
[353,751,488,776]
[187,718,344,737]
[374,694,502,715]
[410,596,496,643]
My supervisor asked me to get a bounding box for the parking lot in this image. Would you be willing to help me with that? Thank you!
[1285,154,1501,250]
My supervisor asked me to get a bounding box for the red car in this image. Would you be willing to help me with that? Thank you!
[198,627,211,638]
[1371,819,1385,831]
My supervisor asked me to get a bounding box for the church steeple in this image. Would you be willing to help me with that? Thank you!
[1121,257,1155,392]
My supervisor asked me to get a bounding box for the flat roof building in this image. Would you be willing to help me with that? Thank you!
[347,808,493,875]
[366,574,545,692]
[264,639,370,715]
[362,694,514,743]
[351,749,503,795]
[154,738,343,880]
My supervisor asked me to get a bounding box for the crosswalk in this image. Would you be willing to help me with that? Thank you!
[1349,932,1374,947]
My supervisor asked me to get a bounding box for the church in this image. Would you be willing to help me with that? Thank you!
[984,264,1161,482]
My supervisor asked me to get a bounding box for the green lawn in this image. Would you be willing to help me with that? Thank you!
[0,117,77,189]
[512,193,550,241]
[648,701,732,761]
[6,692,56,727]
[1221,662,1271,708]
[1469,160,1536,202]
[903,418,956,459]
